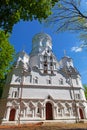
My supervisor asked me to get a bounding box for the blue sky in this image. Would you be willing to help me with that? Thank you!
[9,20,87,85]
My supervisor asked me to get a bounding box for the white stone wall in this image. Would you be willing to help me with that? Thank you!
[1,33,87,124]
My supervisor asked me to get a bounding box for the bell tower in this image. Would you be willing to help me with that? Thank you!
[29,32,58,74]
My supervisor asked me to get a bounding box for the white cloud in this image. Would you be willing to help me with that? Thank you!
[71,46,82,52]
[71,40,87,53]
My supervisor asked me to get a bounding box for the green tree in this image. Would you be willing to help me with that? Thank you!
[0,31,15,79]
[83,84,87,100]
[45,0,87,46]
[0,0,58,33]
[0,31,15,98]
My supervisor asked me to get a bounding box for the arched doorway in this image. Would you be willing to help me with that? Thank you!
[79,108,84,119]
[46,102,53,120]
[9,108,16,121]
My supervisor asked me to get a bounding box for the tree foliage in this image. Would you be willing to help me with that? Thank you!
[0,31,15,79]
[83,84,87,100]
[0,0,58,33]
[46,0,87,32]
[45,0,87,42]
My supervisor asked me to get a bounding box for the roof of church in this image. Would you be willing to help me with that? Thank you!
[32,32,52,43]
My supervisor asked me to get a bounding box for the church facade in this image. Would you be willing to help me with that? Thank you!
[1,32,87,124]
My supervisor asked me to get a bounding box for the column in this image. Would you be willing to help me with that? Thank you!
[15,108,19,121]
[69,108,72,117]
[34,108,36,117]
[77,107,80,119]
[23,108,26,117]
[41,108,44,118]
[43,107,45,119]
[61,108,64,117]
[32,109,34,118]
[55,107,57,117]
[53,107,57,119]
[56,107,58,117]
[6,107,11,121]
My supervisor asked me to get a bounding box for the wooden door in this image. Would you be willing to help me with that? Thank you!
[46,102,53,120]
[79,108,84,119]
[9,108,16,121]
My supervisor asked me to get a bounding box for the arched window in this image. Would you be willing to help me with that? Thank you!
[12,91,18,98]
[50,55,53,60]
[35,77,38,84]
[59,78,63,85]
[9,108,16,121]
[47,78,51,84]
[75,93,80,99]
[50,62,53,66]
[37,108,40,113]
[44,55,47,62]
[79,108,84,119]
[46,102,53,120]
[33,76,38,84]
[76,79,79,85]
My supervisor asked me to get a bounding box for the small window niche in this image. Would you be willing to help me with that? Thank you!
[12,91,18,98]
[59,78,63,85]
[33,76,38,84]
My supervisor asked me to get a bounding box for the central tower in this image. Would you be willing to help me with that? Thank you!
[31,32,52,55]
[30,32,58,74]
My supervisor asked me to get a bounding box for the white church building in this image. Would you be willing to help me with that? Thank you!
[1,32,87,124]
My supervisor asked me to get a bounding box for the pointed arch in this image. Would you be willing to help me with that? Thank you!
[29,101,36,108]
[12,100,18,106]
[79,108,84,119]
[46,102,53,120]
[9,108,16,121]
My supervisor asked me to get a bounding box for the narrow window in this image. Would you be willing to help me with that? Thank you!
[35,77,38,84]
[50,56,53,60]
[12,91,17,98]
[44,55,47,61]
[51,70,53,74]
[75,94,80,99]
[49,79,51,84]
[37,108,40,113]
[44,63,48,74]
[50,62,53,66]
[47,79,51,84]
[76,79,79,85]
[59,78,63,85]
[30,75,32,83]
[14,91,17,97]
[33,77,38,84]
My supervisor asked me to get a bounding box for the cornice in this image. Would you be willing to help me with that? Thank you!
[9,84,82,90]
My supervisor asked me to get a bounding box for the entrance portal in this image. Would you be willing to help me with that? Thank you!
[46,102,53,120]
[79,108,84,119]
[9,108,16,121]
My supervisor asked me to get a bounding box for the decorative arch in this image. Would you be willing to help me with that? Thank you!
[29,101,36,109]
[46,102,53,120]
[38,101,43,107]
[65,102,71,108]
[21,101,27,108]
[79,108,84,119]
[12,100,18,106]
[9,108,16,121]
[58,102,64,109]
